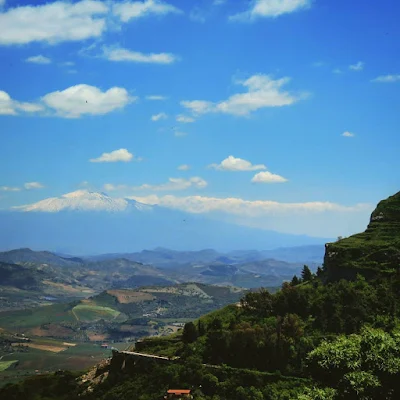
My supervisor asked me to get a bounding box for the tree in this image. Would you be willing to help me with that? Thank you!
[240,288,273,317]
[182,322,198,344]
[301,265,313,282]
[306,326,400,399]
[316,267,323,278]
[197,320,206,336]
[291,275,300,286]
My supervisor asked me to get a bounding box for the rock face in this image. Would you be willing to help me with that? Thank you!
[324,192,400,281]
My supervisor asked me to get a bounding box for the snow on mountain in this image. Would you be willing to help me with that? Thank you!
[12,190,152,213]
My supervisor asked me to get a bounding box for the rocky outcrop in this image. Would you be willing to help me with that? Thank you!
[324,192,400,281]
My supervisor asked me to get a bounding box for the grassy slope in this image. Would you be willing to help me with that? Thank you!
[325,191,400,279]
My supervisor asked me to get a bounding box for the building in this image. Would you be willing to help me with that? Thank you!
[164,389,192,399]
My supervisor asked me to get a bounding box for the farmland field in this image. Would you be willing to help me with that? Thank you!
[72,304,122,322]
[0,339,128,387]
[0,360,18,372]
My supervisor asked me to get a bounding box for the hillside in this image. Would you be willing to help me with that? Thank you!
[0,248,320,312]
[324,191,400,281]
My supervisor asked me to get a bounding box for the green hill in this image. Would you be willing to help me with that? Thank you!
[324,191,400,281]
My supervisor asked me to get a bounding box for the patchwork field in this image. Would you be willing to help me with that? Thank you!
[0,339,128,387]
[107,290,155,303]
[72,304,122,322]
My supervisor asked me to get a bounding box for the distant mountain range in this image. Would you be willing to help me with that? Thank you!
[0,246,324,312]
[0,190,331,254]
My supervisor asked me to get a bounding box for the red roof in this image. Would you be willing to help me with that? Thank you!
[167,389,191,394]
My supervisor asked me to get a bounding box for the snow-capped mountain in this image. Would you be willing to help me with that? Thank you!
[13,190,152,213]
[0,190,329,254]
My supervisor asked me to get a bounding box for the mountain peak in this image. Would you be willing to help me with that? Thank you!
[13,190,152,213]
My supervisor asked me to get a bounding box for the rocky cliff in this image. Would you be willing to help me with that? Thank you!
[324,191,400,281]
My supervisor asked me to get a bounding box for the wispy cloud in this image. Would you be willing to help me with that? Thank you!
[128,194,372,216]
[112,0,183,23]
[342,131,355,137]
[230,0,312,22]
[1,182,44,191]
[349,61,364,71]
[178,164,191,171]
[25,55,51,64]
[176,114,195,123]
[151,112,168,121]
[105,177,207,192]
[146,95,167,101]
[371,74,400,83]
[181,74,307,117]
[0,90,43,115]
[132,177,207,191]
[251,171,288,183]
[0,186,21,192]
[102,46,178,64]
[90,148,136,163]
[209,155,266,171]
[333,68,343,74]
[24,182,45,189]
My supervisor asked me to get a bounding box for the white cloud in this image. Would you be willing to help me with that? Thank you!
[213,0,226,5]
[151,112,168,121]
[312,61,325,67]
[349,61,364,71]
[0,0,108,45]
[127,194,372,217]
[133,177,207,191]
[24,182,44,189]
[209,155,267,171]
[0,186,21,192]
[178,164,191,171]
[342,131,355,137]
[90,148,135,163]
[103,183,128,191]
[230,0,311,22]
[181,74,305,117]
[103,46,178,64]
[146,95,167,100]
[176,114,195,123]
[181,100,213,115]
[0,90,43,116]
[112,0,182,23]
[25,55,51,64]
[333,68,342,74]
[251,171,288,183]
[42,84,134,118]
[371,74,400,83]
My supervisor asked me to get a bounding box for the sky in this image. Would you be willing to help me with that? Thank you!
[0,0,399,238]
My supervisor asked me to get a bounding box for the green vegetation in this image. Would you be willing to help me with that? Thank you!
[1,192,399,399]
[324,191,400,280]
[72,305,121,322]
[0,361,18,372]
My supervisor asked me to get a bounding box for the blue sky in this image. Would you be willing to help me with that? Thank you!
[0,0,399,238]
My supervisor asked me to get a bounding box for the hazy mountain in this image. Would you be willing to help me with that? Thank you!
[0,190,330,254]
[0,248,83,267]
[87,246,325,267]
